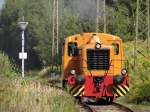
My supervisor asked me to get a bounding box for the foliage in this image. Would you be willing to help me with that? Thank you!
[0,51,18,77]
[0,0,141,69]
[0,0,51,69]
[0,49,75,111]
[124,41,150,104]
[107,0,136,40]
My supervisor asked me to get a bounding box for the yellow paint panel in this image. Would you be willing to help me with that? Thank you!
[63,33,124,78]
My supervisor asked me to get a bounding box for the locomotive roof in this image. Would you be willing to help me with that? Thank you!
[66,33,122,41]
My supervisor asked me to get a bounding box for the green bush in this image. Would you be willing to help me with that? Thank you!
[124,41,150,104]
[0,51,18,77]
[128,82,150,104]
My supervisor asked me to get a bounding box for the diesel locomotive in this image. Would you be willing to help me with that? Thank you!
[63,33,129,103]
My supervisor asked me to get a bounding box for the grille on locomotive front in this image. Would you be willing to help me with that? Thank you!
[87,49,110,70]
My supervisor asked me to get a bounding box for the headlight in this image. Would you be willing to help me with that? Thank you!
[114,75,123,85]
[76,75,85,85]
[121,69,127,75]
[95,43,101,49]
[70,69,76,75]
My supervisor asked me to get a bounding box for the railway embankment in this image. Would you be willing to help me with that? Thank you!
[0,51,79,112]
[116,100,150,112]
[0,76,79,112]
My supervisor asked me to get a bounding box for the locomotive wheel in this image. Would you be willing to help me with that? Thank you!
[106,97,114,104]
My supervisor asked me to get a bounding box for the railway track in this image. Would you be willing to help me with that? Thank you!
[48,75,133,112]
[52,83,133,112]
[79,102,133,112]
[79,102,93,112]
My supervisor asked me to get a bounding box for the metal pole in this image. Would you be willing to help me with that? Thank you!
[103,0,106,33]
[147,0,150,55]
[52,0,55,58]
[22,30,25,77]
[134,0,139,68]
[18,17,28,78]
[56,0,59,55]
[96,0,99,32]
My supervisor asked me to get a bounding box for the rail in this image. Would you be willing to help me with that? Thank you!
[79,101,133,112]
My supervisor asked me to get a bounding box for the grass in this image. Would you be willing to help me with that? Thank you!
[0,77,78,112]
[0,51,78,112]
[116,97,150,112]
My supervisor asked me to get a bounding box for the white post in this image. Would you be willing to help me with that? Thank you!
[18,19,28,78]
[22,30,25,77]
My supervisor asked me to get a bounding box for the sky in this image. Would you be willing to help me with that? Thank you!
[0,0,4,9]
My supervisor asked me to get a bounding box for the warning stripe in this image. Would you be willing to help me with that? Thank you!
[114,86,124,96]
[81,91,85,96]
[70,86,81,95]
[78,88,84,96]
[74,86,84,96]
[69,85,84,97]
[123,85,129,92]
[117,85,126,95]
[79,92,84,96]
[78,87,84,96]
[122,85,129,93]
[113,88,120,97]
[113,85,129,97]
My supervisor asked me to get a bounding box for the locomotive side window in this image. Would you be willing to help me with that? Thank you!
[112,43,119,55]
[68,42,78,56]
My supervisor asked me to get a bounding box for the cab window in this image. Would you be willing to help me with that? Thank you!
[68,42,78,56]
[112,43,119,55]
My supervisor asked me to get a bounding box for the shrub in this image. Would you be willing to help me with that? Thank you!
[128,82,150,104]
[0,51,18,77]
[124,41,150,104]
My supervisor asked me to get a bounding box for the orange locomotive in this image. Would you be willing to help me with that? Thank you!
[63,33,129,102]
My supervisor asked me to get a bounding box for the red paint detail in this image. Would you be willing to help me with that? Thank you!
[67,74,129,98]
[68,75,76,86]
[122,75,129,86]
[84,76,98,96]
[84,75,114,98]
[99,82,105,97]
[103,75,113,96]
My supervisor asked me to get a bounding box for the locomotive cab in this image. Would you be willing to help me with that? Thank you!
[63,33,129,102]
